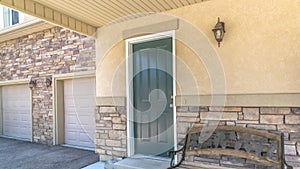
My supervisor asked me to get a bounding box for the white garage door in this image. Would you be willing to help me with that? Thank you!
[2,84,31,140]
[64,77,96,148]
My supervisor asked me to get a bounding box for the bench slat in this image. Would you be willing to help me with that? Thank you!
[186,149,281,168]
[178,163,232,169]
[188,126,281,141]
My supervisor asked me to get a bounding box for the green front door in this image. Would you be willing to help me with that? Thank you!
[132,37,174,157]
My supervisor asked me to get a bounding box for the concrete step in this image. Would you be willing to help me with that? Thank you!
[82,162,105,169]
[104,155,235,169]
[105,155,170,169]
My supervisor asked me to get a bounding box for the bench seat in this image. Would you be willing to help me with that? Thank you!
[175,161,234,169]
[168,126,293,169]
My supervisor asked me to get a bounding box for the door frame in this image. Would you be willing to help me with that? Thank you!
[126,30,177,157]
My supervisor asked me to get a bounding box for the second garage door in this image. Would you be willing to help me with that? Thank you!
[64,77,96,148]
[2,84,31,141]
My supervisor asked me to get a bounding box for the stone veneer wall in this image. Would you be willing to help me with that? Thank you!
[0,27,95,144]
[177,106,300,168]
[95,106,300,167]
[95,106,127,161]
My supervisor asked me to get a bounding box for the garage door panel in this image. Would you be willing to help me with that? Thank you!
[69,110,93,116]
[21,115,29,121]
[66,115,79,123]
[65,108,92,114]
[2,84,31,140]
[65,108,77,114]
[64,77,95,148]
[66,116,91,125]
[65,131,77,141]
[79,132,92,142]
[65,99,94,107]
[77,116,90,124]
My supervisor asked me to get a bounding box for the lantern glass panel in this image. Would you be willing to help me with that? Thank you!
[215,30,222,40]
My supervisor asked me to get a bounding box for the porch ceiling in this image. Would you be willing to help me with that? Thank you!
[0,0,209,36]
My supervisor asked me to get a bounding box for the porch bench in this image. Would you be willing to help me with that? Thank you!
[168,126,293,169]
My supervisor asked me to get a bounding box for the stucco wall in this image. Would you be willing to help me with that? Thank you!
[168,0,300,95]
[96,0,300,99]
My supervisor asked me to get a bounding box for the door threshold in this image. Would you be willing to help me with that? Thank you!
[62,144,95,151]
[109,154,170,169]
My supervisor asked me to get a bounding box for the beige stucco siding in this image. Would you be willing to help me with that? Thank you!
[168,0,300,95]
[96,0,300,99]
[97,41,126,97]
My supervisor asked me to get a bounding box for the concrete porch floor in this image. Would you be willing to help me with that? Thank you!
[0,137,99,169]
[97,154,231,169]
[106,155,170,169]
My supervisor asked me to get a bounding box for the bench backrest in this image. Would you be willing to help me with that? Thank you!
[185,126,284,168]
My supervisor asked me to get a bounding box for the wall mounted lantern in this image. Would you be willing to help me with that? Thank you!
[45,77,52,88]
[212,17,225,47]
[29,78,36,90]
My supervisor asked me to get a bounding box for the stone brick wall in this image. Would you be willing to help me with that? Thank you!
[177,106,300,168]
[95,106,127,161]
[0,27,95,144]
[94,105,300,167]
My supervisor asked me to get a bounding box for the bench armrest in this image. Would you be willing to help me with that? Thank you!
[283,158,293,169]
[281,133,294,169]
[167,135,189,169]
[167,146,186,169]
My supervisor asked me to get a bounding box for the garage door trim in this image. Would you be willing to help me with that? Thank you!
[53,71,95,146]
